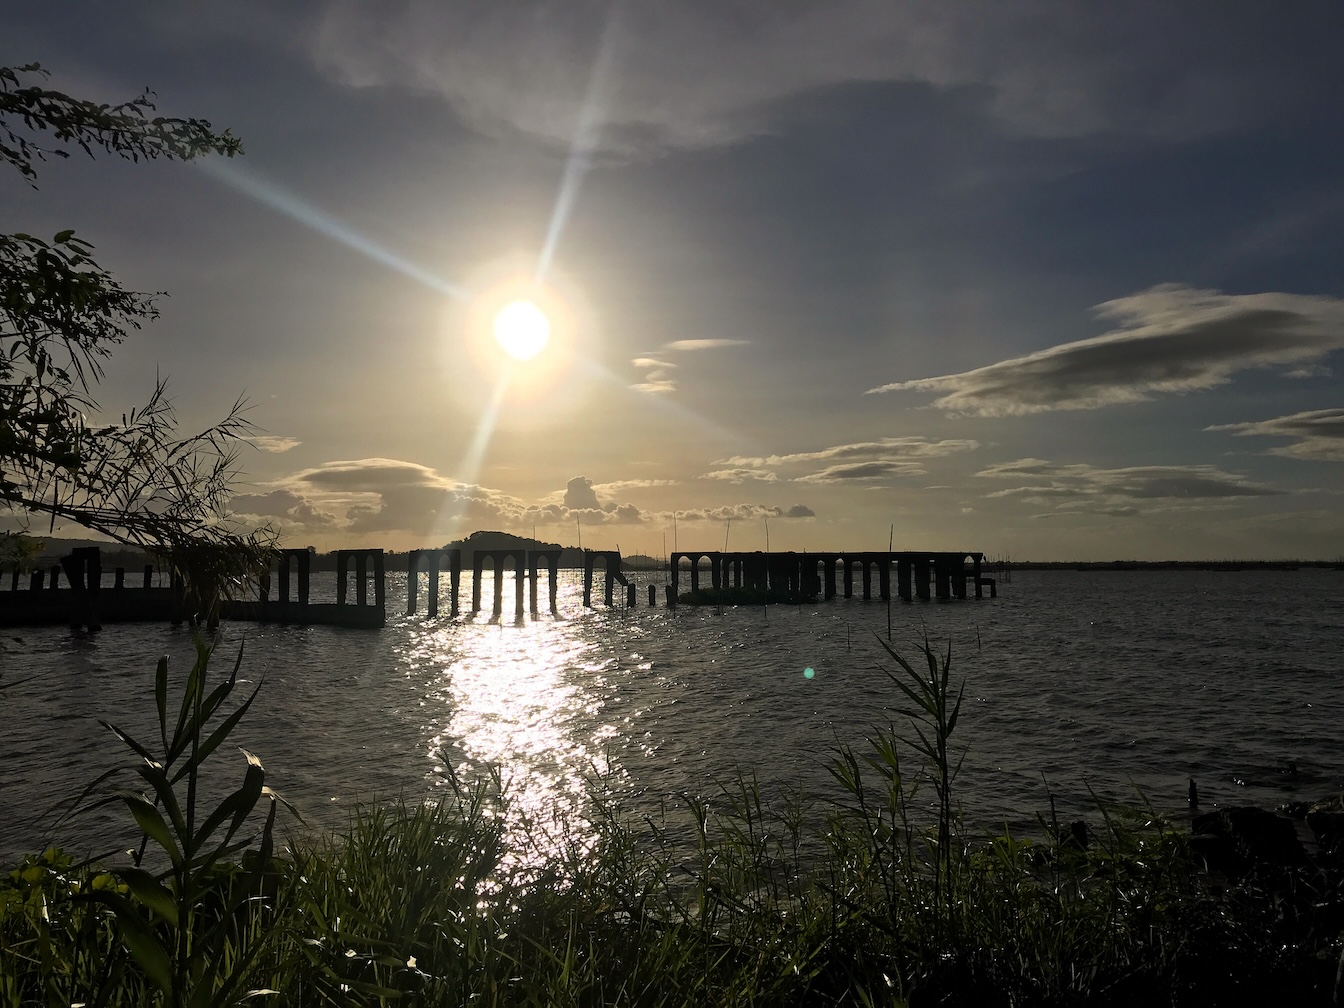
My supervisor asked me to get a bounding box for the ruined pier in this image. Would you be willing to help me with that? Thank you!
[669,550,994,603]
[1,545,992,630]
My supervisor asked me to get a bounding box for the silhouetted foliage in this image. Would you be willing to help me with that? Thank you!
[0,63,268,611]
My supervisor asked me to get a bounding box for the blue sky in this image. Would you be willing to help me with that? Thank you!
[5,2,1343,559]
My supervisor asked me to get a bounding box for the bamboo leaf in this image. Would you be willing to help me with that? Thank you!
[155,655,169,751]
[121,792,183,865]
[118,866,178,925]
[173,681,260,784]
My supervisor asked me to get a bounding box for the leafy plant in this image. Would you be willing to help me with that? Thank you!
[42,636,292,1007]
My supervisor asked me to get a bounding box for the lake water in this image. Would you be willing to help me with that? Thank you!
[2,568,1342,865]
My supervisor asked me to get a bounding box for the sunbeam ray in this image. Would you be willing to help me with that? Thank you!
[436,372,511,542]
[535,3,622,281]
[201,160,468,299]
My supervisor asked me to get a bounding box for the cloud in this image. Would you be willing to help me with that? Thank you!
[663,339,749,351]
[243,435,302,453]
[230,489,340,526]
[274,458,529,538]
[309,2,1323,153]
[592,479,679,493]
[1207,408,1344,462]
[667,503,815,522]
[234,459,809,542]
[796,460,929,483]
[716,436,979,483]
[563,475,601,511]
[630,379,677,394]
[977,457,1284,515]
[631,340,746,393]
[703,468,779,483]
[870,285,1344,416]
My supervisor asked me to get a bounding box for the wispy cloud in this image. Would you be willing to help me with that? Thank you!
[796,461,928,483]
[663,339,749,351]
[715,436,979,484]
[977,457,1284,516]
[631,340,746,393]
[309,2,1320,153]
[592,478,680,493]
[664,503,813,522]
[703,468,779,483]
[871,285,1344,416]
[1207,408,1344,462]
[244,434,302,453]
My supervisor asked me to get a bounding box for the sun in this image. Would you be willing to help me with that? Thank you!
[493,299,551,361]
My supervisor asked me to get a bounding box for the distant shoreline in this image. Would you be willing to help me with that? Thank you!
[9,533,1341,574]
[983,559,1338,572]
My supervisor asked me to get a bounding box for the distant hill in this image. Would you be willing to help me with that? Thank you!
[4,535,157,572]
[441,530,584,568]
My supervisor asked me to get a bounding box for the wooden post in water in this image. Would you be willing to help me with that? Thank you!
[406,550,420,615]
[898,558,912,602]
[374,551,386,612]
[426,550,441,617]
[336,552,349,606]
[583,551,594,607]
[355,553,368,607]
[298,549,311,607]
[492,557,505,617]
[648,584,656,606]
[448,550,462,617]
[114,567,125,589]
[143,565,153,588]
[513,554,525,621]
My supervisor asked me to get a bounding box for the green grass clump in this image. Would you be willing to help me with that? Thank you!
[3,636,1342,1006]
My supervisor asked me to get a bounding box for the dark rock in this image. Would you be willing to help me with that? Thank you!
[1190,806,1309,877]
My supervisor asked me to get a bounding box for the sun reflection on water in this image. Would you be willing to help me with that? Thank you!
[406,592,631,871]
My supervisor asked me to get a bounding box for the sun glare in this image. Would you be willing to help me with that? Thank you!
[493,300,551,361]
